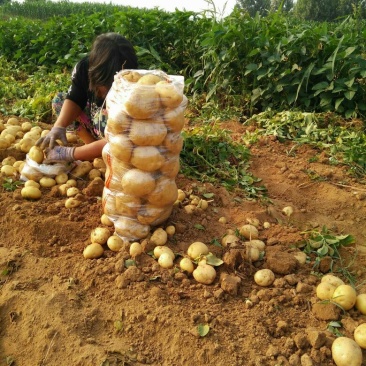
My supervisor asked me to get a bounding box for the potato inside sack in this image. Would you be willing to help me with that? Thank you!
[147,176,178,207]
[163,105,186,133]
[122,70,142,83]
[109,134,133,163]
[137,203,173,226]
[129,119,167,146]
[159,153,180,178]
[114,216,150,240]
[124,86,160,120]
[162,132,184,154]
[137,73,164,85]
[106,114,131,135]
[115,192,141,217]
[102,188,117,216]
[121,169,156,197]
[155,80,183,109]
[130,146,165,172]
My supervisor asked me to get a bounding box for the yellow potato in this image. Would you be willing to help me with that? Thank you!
[124,86,160,119]
[115,192,141,217]
[130,146,165,172]
[7,117,20,126]
[114,216,150,240]
[147,176,178,207]
[321,274,345,288]
[137,73,163,85]
[356,294,366,315]
[70,161,93,178]
[137,204,173,226]
[331,337,362,366]
[159,153,180,178]
[90,227,111,245]
[0,138,10,149]
[20,138,35,153]
[122,70,142,83]
[332,284,357,310]
[155,80,183,109]
[254,269,275,287]
[187,242,209,260]
[39,177,56,188]
[129,119,167,146]
[21,121,33,132]
[24,180,40,189]
[162,132,184,154]
[150,228,168,246]
[109,134,133,163]
[21,186,42,200]
[163,107,185,132]
[1,165,17,176]
[316,281,337,300]
[193,263,216,285]
[107,235,125,252]
[2,156,16,166]
[121,169,156,197]
[83,243,104,259]
[65,197,82,208]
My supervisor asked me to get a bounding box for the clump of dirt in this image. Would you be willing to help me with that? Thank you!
[1,115,366,366]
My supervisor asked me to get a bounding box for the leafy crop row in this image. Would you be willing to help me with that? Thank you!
[0,2,365,120]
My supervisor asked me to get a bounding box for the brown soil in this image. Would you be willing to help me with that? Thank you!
[1,116,366,366]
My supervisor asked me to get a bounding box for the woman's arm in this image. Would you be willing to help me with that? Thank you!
[73,139,107,161]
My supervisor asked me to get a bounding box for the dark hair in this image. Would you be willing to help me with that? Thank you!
[88,33,138,92]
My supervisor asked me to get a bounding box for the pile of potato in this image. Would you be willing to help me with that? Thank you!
[102,70,187,241]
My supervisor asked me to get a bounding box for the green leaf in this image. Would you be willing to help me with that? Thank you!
[114,320,123,332]
[124,259,136,268]
[344,90,356,100]
[335,98,344,111]
[205,252,223,266]
[197,324,210,337]
[312,81,329,91]
[194,224,205,231]
[203,193,214,199]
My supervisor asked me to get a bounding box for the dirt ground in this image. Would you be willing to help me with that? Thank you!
[1,114,366,366]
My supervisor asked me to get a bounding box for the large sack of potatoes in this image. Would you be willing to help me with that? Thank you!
[102,69,187,241]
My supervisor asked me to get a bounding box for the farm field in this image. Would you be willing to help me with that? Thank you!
[1,114,366,366]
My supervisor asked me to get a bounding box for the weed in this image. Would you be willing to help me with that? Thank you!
[2,177,24,192]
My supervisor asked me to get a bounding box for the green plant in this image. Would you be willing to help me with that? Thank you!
[2,177,24,192]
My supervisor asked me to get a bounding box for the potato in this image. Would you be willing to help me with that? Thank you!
[83,243,104,259]
[107,235,125,252]
[129,242,143,257]
[66,132,78,143]
[137,73,163,85]
[245,239,266,251]
[0,138,10,149]
[4,134,15,144]
[24,180,40,189]
[88,168,102,180]
[187,242,209,260]
[90,227,111,245]
[64,197,82,208]
[221,234,240,247]
[150,228,168,246]
[66,187,80,197]
[93,158,106,170]
[321,274,345,288]
[124,87,160,119]
[28,146,44,164]
[131,146,165,172]
[354,323,366,349]
[239,224,259,240]
[165,225,175,236]
[101,213,114,227]
[332,284,357,310]
[193,263,216,285]
[21,186,42,200]
[114,216,150,240]
[155,80,183,109]
[356,294,366,315]
[129,119,167,146]
[70,161,93,178]
[115,193,141,217]
[162,132,183,154]
[137,204,173,226]
[122,70,142,83]
[331,337,362,366]
[177,189,186,202]
[153,245,174,259]
[55,172,69,185]
[159,153,180,178]
[39,177,56,188]
[147,176,178,207]
[109,134,133,163]
[1,165,17,176]
[121,169,156,197]
[20,138,35,153]
[158,252,174,269]
[254,269,275,287]
[316,281,337,300]
[106,115,131,135]
[7,117,20,125]
[21,121,33,132]
[180,257,194,274]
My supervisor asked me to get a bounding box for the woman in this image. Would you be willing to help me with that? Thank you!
[37,32,138,162]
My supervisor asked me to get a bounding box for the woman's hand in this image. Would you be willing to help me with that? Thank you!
[44,146,75,163]
[36,126,68,149]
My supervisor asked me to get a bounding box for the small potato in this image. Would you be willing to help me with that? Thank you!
[180,257,194,274]
[93,158,106,170]
[66,187,80,197]
[165,225,175,237]
[88,168,102,180]
[158,252,174,269]
[28,146,44,164]
[7,117,20,125]
[0,138,11,149]
[354,323,366,349]
[21,121,32,132]
[254,269,275,287]
[107,235,125,252]
[1,165,17,176]
[21,186,42,200]
[4,134,15,144]
[332,284,357,310]
[65,197,82,208]
[356,294,366,315]
[101,214,114,227]
[55,172,69,185]
[150,228,168,246]
[20,138,35,153]
[83,243,104,259]
[39,177,56,188]
[187,242,209,260]
[3,156,17,166]
[221,234,240,247]
[70,161,93,178]
[177,189,186,202]
[239,224,259,239]
[193,263,216,285]
[66,132,78,143]
[331,336,362,366]
[90,227,111,245]
[153,245,174,260]
[316,281,337,300]
[130,242,143,257]
[321,274,345,288]
[245,239,266,251]
[24,180,40,189]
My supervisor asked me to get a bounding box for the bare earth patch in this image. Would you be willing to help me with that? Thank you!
[1,117,366,366]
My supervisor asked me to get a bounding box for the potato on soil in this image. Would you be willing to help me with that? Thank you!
[24,180,40,189]
[180,257,194,274]
[55,172,69,185]
[150,228,168,246]
[355,294,366,315]
[331,284,357,310]
[90,227,111,245]
[101,213,114,227]
[316,281,337,300]
[321,274,344,288]
[354,323,366,349]
[193,263,216,285]
[221,234,240,247]
[130,242,143,257]
[158,252,174,269]
[21,186,42,200]
[254,269,275,287]
[1,165,17,176]
[187,242,209,260]
[65,197,82,208]
[331,337,362,366]
[83,243,104,259]
[107,235,125,252]
[154,245,174,259]
[239,224,259,240]
[70,161,93,178]
[39,177,56,188]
